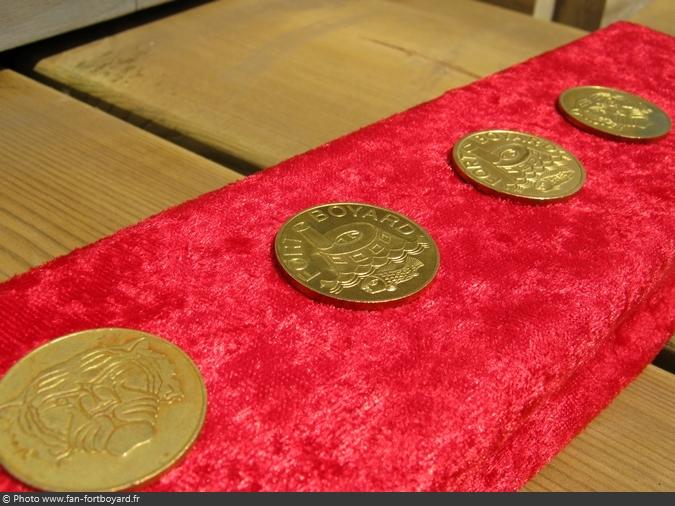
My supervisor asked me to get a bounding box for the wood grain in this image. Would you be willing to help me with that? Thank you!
[0,0,173,52]
[30,0,583,169]
[601,0,653,26]
[630,0,675,35]
[525,365,675,491]
[0,69,241,282]
[476,0,536,15]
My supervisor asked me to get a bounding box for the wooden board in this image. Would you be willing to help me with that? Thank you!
[28,0,583,169]
[601,0,653,26]
[0,69,673,491]
[0,0,173,52]
[476,0,536,15]
[630,0,675,35]
[0,69,241,282]
[525,365,675,491]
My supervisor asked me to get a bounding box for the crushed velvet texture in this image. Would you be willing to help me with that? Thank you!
[1,22,674,491]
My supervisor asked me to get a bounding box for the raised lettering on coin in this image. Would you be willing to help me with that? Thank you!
[451,130,585,201]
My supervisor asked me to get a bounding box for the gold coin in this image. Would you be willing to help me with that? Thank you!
[451,130,585,201]
[0,328,206,491]
[558,85,671,140]
[275,203,439,305]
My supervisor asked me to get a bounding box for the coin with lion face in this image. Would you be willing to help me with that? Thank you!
[0,328,206,491]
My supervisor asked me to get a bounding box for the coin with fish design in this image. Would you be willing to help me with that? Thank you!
[0,328,206,491]
[275,203,439,305]
[451,130,585,201]
[558,86,671,140]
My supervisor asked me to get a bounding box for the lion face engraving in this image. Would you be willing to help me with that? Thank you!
[0,337,183,462]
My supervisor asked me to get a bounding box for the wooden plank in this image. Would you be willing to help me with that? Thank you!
[601,0,653,26]
[476,0,536,15]
[0,69,241,282]
[524,365,675,491]
[28,0,583,169]
[630,0,675,35]
[0,0,173,52]
[136,0,173,8]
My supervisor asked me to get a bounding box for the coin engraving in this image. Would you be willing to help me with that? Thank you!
[452,130,585,200]
[275,204,439,304]
[0,337,182,462]
[569,90,653,131]
[0,328,206,491]
[558,86,671,139]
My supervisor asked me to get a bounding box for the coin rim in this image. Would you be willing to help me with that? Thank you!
[558,85,672,140]
[451,129,587,201]
[0,327,207,492]
[274,202,440,305]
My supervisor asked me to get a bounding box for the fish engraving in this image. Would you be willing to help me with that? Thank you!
[295,221,429,295]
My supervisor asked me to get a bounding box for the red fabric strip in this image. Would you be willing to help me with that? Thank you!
[0,22,674,491]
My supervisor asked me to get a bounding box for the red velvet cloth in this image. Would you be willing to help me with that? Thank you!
[1,22,674,491]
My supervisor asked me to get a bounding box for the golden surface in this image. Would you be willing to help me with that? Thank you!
[0,328,206,492]
[275,203,439,305]
[452,130,586,201]
[558,86,672,140]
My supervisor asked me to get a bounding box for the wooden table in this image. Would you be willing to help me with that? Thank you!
[1,0,674,491]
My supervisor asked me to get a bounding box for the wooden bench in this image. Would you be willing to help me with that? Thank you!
[0,0,173,52]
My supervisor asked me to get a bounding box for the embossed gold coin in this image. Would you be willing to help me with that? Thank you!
[451,130,585,201]
[559,86,671,140]
[0,328,206,491]
[275,203,439,305]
